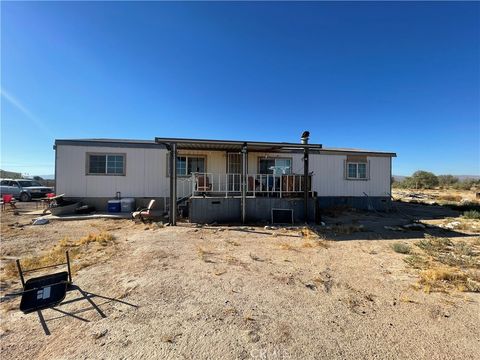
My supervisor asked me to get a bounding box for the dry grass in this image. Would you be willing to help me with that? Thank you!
[418,267,480,293]
[197,246,215,263]
[225,239,240,246]
[404,235,480,293]
[301,240,330,249]
[436,194,462,202]
[278,242,297,251]
[2,232,116,279]
[331,223,364,235]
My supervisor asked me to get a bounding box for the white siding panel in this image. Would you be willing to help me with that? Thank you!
[310,154,391,197]
[57,144,392,199]
[177,150,227,174]
[56,145,169,198]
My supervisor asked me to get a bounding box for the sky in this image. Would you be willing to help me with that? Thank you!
[1,1,479,176]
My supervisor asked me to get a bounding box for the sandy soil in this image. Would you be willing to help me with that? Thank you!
[1,202,479,359]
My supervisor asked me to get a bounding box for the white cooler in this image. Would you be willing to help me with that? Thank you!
[120,198,136,212]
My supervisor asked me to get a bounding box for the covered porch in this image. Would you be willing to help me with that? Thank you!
[155,135,322,224]
[185,172,312,198]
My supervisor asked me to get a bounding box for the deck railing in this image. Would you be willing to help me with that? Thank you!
[189,172,311,198]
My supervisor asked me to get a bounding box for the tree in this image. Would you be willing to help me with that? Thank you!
[410,171,439,189]
[437,175,459,188]
[33,176,44,181]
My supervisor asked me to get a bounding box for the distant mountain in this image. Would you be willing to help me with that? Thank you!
[38,175,55,180]
[393,174,480,181]
[456,175,480,181]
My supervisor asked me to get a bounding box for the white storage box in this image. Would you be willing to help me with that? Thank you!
[120,198,136,212]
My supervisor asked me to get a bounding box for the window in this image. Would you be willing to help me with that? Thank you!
[346,162,368,180]
[87,154,125,175]
[171,156,206,176]
[18,180,42,187]
[259,158,292,174]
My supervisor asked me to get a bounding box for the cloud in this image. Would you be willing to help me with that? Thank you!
[1,88,53,136]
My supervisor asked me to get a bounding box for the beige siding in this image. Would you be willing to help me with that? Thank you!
[310,154,391,196]
[56,145,169,198]
[177,150,226,174]
[57,145,391,198]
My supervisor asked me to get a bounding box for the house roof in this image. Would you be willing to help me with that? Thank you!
[154,137,322,152]
[54,138,396,157]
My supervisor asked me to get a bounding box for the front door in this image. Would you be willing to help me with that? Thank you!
[227,153,242,192]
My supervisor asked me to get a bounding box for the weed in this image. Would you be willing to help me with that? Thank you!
[249,253,264,262]
[404,254,430,269]
[301,240,329,249]
[404,235,480,293]
[278,243,297,251]
[225,239,240,246]
[331,224,364,234]
[416,236,452,254]
[392,242,411,254]
[418,267,469,293]
[463,210,480,220]
[197,246,215,263]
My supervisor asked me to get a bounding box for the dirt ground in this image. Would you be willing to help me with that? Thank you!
[1,201,479,359]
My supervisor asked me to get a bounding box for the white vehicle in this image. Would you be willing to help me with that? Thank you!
[0,179,53,202]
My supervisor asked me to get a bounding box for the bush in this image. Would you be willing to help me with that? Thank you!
[410,171,439,189]
[392,242,411,254]
[438,175,459,188]
[452,179,480,190]
[463,210,480,220]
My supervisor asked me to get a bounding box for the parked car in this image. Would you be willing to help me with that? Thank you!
[0,179,54,202]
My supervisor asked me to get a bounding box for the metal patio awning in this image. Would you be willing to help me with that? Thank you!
[154,137,322,152]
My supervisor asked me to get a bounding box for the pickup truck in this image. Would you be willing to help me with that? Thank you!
[0,179,53,202]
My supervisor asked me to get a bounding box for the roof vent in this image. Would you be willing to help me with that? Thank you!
[301,131,310,145]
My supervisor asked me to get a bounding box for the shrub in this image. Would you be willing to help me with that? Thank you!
[392,242,411,254]
[416,236,452,253]
[463,210,480,220]
[438,175,459,188]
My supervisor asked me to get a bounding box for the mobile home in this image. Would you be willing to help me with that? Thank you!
[54,135,395,224]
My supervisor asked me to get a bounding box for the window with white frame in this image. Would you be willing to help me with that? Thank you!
[174,156,206,176]
[87,154,125,175]
[346,162,368,180]
[259,158,292,174]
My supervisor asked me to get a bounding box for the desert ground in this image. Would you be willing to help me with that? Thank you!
[1,197,479,360]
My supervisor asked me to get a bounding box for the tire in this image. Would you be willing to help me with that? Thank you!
[20,192,31,202]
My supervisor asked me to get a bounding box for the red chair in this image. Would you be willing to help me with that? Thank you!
[1,194,16,211]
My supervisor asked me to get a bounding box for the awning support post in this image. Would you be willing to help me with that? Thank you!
[169,142,177,226]
[241,143,247,224]
[303,147,309,223]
